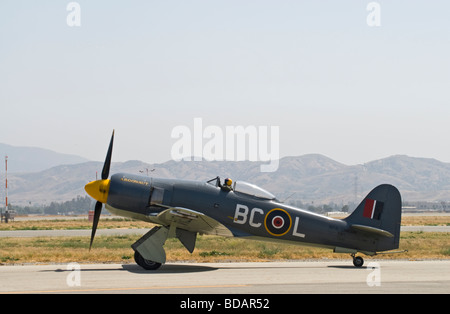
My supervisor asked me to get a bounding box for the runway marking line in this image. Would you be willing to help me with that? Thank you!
[2,284,249,294]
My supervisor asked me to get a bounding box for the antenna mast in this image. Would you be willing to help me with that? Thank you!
[5,156,7,209]
[4,156,8,223]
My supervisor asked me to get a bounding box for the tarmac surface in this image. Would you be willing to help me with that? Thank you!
[1,260,449,294]
[0,225,448,238]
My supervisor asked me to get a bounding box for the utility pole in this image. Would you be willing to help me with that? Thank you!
[0,158,2,223]
[4,156,8,223]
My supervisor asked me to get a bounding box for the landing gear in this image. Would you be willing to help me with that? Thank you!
[134,250,162,270]
[131,225,197,271]
[351,254,364,267]
[132,226,167,270]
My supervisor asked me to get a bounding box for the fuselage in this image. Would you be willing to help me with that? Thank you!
[103,173,382,253]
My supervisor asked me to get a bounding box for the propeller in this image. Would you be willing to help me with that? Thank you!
[85,130,114,250]
[90,200,103,250]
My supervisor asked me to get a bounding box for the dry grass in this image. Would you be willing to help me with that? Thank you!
[400,215,450,226]
[0,216,449,265]
[0,218,150,231]
[1,231,449,265]
[0,214,448,232]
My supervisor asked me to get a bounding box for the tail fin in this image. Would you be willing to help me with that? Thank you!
[344,184,402,252]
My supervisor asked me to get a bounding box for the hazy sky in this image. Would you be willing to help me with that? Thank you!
[1,1,449,166]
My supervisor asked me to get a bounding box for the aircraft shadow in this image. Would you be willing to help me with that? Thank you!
[43,263,218,274]
[44,263,366,273]
[122,263,218,274]
[327,265,368,269]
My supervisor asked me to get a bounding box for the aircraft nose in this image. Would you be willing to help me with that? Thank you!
[85,179,110,204]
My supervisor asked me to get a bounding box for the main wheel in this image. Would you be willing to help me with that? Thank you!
[134,250,162,270]
[352,256,364,268]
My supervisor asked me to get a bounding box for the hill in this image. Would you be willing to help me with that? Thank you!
[0,143,89,173]
[4,154,450,207]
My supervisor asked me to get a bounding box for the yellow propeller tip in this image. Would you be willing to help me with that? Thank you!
[85,179,110,204]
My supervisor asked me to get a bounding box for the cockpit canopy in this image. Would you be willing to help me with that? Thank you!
[206,177,276,200]
[233,181,276,200]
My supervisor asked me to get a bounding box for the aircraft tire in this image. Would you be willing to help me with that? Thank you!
[134,250,162,270]
[352,256,364,268]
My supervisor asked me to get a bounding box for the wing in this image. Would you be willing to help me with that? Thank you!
[152,207,234,238]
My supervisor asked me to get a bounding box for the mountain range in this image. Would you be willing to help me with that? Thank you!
[1,142,450,207]
[0,143,89,173]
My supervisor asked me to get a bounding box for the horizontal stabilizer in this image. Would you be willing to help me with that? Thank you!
[350,224,394,238]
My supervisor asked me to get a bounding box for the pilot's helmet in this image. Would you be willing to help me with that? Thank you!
[224,178,232,187]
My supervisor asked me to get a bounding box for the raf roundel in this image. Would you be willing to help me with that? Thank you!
[264,208,292,236]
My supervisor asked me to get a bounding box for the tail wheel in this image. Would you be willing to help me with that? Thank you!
[134,250,162,270]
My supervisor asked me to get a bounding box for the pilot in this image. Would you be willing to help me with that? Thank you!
[221,178,233,191]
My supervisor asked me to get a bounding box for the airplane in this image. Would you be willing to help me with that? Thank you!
[85,131,403,270]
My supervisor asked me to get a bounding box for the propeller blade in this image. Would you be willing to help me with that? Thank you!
[89,200,102,250]
[101,130,115,180]
[89,130,114,250]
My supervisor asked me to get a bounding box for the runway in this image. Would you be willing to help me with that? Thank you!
[1,260,449,294]
[0,225,448,238]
